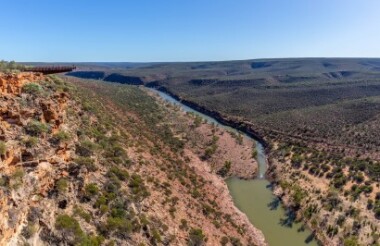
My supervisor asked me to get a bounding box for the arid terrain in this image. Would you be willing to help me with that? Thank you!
[0,66,266,245]
[66,58,380,245]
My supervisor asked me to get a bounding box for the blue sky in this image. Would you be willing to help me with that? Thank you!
[1,0,379,62]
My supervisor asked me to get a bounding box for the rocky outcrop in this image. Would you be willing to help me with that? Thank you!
[0,73,44,95]
[0,74,73,245]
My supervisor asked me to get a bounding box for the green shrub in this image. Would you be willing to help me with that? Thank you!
[74,206,92,223]
[0,141,6,155]
[229,237,243,246]
[188,228,205,246]
[203,146,216,159]
[75,157,97,172]
[76,140,98,157]
[102,216,133,237]
[343,236,359,246]
[374,207,380,219]
[21,223,37,239]
[151,228,162,244]
[53,131,71,143]
[55,214,85,243]
[85,183,99,196]
[25,120,49,136]
[22,83,42,95]
[95,195,107,208]
[252,148,258,159]
[10,168,24,189]
[0,176,9,187]
[129,174,150,200]
[193,115,202,127]
[107,166,129,181]
[291,185,306,209]
[216,161,232,177]
[80,235,104,246]
[24,137,38,147]
[56,179,68,194]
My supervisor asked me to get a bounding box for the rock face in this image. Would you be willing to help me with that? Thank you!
[0,73,44,95]
[0,74,72,245]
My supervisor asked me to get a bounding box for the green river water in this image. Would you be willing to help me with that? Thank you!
[151,88,318,246]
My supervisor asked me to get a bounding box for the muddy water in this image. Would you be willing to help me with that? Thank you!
[151,88,317,246]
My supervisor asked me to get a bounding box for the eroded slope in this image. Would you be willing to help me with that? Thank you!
[0,73,265,246]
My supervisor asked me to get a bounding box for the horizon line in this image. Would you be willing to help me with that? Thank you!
[19,56,380,64]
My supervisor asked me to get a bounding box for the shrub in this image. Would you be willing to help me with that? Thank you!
[229,237,243,246]
[102,216,133,238]
[216,161,231,177]
[85,183,99,196]
[75,157,97,172]
[343,236,359,246]
[95,195,108,208]
[10,169,24,189]
[291,185,306,209]
[203,145,217,160]
[76,140,98,157]
[21,223,37,239]
[220,236,229,246]
[80,235,104,246]
[180,219,188,230]
[74,206,92,223]
[22,83,42,95]
[0,175,9,187]
[353,173,364,183]
[0,141,6,155]
[24,137,38,147]
[129,174,150,199]
[188,228,205,246]
[52,131,71,143]
[375,207,380,219]
[56,179,68,194]
[151,228,162,244]
[193,115,202,127]
[55,214,84,243]
[25,120,49,136]
[107,166,129,181]
[252,148,258,159]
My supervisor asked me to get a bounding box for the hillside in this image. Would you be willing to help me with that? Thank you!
[0,72,266,245]
[66,58,380,245]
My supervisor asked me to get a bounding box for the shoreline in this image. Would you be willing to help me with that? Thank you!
[147,85,320,246]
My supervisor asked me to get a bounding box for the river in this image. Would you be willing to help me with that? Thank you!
[150,88,318,246]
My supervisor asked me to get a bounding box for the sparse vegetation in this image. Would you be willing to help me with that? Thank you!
[23,137,38,147]
[55,214,85,244]
[52,130,71,143]
[25,120,49,136]
[22,83,42,95]
[0,60,25,73]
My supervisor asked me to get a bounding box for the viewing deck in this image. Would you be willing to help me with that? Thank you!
[23,66,76,75]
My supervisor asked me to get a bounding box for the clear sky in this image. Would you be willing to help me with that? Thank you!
[1,0,379,62]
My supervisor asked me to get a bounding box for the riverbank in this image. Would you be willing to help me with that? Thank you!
[147,88,260,179]
[148,87,319,246]
[145,85,269,148]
